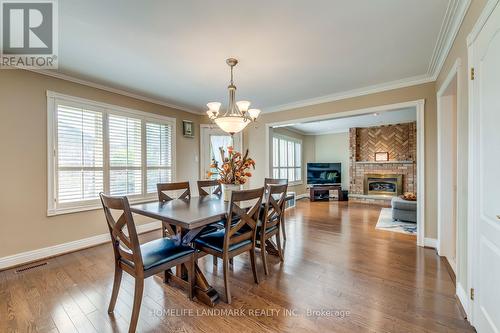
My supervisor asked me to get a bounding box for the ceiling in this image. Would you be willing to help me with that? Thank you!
[51,0,463,113]
[282,108,416,135]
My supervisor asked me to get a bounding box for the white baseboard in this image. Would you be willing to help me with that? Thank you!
[0,221,162,270]
[424,238,438,248]
[296,193,310,199]
[456,282,470,318]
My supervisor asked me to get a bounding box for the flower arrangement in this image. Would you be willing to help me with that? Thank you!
[207,147,255,185]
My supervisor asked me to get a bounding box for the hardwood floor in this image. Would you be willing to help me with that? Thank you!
[0,200,473,333]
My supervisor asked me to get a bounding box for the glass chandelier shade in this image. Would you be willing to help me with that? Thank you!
[207,58,260,135]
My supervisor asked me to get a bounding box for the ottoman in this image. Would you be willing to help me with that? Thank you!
[391,197,417,223]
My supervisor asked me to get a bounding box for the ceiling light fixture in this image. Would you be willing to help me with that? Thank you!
[206,58,260,135]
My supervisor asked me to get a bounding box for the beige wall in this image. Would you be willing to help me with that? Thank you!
[235,82,438,238]
[314,132,350,190]
[435,0,488,294]
[0,70,201,258]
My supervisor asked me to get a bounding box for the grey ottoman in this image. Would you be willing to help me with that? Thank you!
[391,197,417,223]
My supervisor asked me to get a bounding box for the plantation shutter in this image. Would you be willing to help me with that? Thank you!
[146,121,173,193]
[271,134,302,183]
[108,114,142,195]
[56,104,103,203]
[48,92,177,215]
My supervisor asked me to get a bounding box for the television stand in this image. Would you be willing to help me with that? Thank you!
[309,185,342,202]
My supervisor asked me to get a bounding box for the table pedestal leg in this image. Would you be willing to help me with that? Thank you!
[163,226,220,307]
[193,264,219,306]
[164,262,219,306]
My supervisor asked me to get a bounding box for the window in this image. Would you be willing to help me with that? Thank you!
[272,134,302,183]
[47,92,175,215]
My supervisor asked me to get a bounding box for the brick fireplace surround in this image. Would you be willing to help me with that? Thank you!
[349,122,417,203]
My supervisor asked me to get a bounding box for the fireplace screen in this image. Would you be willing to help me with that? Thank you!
[364,174,403,196]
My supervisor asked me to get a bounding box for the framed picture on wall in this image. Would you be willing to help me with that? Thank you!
[374,152,389,162]
[183,120,194,138]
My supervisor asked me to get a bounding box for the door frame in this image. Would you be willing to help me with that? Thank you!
[264,99,426,247]
[466,0,500,325]
[436,58,461,271]
[199,124,243,179]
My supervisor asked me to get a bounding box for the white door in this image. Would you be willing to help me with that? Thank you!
[469,2,500,332]
[199,125,242,179]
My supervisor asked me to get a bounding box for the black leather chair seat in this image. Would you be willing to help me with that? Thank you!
[122,238,194,270]
[194,229,251,252]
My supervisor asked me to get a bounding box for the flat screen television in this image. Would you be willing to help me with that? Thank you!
[307,163,341,185]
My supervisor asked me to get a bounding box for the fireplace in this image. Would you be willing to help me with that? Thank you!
[364,174,403,196]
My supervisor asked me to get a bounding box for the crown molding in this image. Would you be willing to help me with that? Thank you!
[428,0,472,79]
[466,0,499,46]
[24,69,202,115]
[263,74,432,114]
[263,0,470,114]
[303,128,350,136]
[23,0,469,116]
[275,126,308,136]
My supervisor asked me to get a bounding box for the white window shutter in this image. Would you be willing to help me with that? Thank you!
[108,115,142,196]
[56,104,103,203]
[146,122,173,193]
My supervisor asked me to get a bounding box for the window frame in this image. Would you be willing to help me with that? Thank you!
[47,91,176,216]
[271,133,303,186]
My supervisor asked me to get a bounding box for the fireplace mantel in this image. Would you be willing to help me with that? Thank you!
[355,160,414,165]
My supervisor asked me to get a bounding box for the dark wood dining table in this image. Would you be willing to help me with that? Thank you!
[130,194,292,306]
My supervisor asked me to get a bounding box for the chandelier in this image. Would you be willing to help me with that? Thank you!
[206,58,261,135]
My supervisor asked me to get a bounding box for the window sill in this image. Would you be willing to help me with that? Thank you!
[288,181,304,187]
[47,196,157,217]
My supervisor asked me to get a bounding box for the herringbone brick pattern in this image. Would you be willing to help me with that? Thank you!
[356,123,415,161]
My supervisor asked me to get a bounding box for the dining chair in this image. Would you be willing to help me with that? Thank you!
[197,179,222,196]
[258,184,287,275]
[99,193,195,333]
[194,187,264,304]
[157,182,191,237]
[197,179,228,265]
[157,181,191,202]
[264,178,289,240]
[264,177,288,188]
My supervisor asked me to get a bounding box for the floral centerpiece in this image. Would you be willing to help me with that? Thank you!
[207,146,255,201]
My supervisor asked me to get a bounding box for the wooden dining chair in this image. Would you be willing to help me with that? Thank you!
[264,177,288,187]
[197,179,222,196]
[157,181,191,202]
[258,184,287,275]
[264,178,289,240]
[197,179,227,261]
[157,182,191,237]
[194,187,264,304]
[99,193,195,333]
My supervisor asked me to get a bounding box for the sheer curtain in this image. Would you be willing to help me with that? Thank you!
[210,135,233,166]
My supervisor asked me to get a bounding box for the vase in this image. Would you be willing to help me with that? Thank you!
[222,184,241,201]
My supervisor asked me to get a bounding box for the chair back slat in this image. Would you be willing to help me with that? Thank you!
[100,193,143,269]
[197,180,222,196]
[262,184,288,232]
[224,187,264,249]
[157,182,191,202]
[264,178,288,187]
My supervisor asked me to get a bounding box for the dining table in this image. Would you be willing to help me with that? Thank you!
[130,193,293,306]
